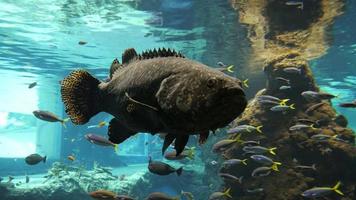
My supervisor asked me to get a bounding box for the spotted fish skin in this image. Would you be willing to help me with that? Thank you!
[61,48,247,156]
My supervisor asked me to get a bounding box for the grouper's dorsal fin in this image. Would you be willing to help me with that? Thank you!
[109,58,122,79]
[122,48,138,64]
[138,48,185,60]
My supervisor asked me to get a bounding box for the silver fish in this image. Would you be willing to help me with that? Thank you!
[223,159,248,167]
[251,166,272,177]
[257,95,289,104]
[270,104,295,112]
[275,77,290,85]
[286,1,304,9]
[294,164,316,171]
[246,188,264,193]
[227,125,263,134]
[311,134,336,141]
[283,67,302,74]
[242,140,260,146]
[250,155,281,166]
[243,146,277,155]
[305,102,326,115]
[258,99,282,106]
[301,181,343,198]
[219,173,243,184]
[289,124,315,131]
[279,85,291,90]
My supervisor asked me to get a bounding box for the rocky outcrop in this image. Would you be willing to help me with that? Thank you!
[221,52,356,200]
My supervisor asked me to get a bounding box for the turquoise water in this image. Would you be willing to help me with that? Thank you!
[0,0,355,200]
[311,0,356,131]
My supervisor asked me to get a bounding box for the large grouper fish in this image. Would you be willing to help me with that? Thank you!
[61,48,247,156]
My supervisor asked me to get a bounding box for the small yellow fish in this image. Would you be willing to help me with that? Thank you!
[87,121,108,129]
[67,155,75,161]
[98,121,108,128]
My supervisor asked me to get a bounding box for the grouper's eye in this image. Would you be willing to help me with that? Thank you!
[207,78,217,88]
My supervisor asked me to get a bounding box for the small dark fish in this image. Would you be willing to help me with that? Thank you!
[339,101,356,108]
[219,173,243,184]
[85,133,118,152]
[250,155,281,171]
[294,164,316,171]
[243,146,277,155]
[275,77,290,85]
[28,82,37,89]
[78,41,87,45]
[242,140,260,146]
[25,154,46,165]
[251,166,274,177]
[246,188,264,193]
[301,181,344,198]
[209,188,232,200]
[25,175,30,183]
[223,158,247,167]
[67,155,75,161]
[146,192,179,200]
[283,67,302,74]
[305,102,326,115]
[302,91,337,101]
[148,157,183,176]
[33,110,69,127]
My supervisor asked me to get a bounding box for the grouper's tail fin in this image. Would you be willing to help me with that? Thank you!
[61,70,102,125]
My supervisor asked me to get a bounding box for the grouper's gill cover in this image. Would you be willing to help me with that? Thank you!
[61,47,247,156]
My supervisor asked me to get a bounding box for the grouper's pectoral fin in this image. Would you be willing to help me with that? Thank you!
[162,134,176,155]
[174,135,189,156]
[108,118,136,144]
